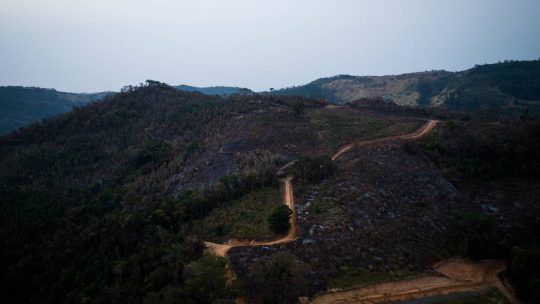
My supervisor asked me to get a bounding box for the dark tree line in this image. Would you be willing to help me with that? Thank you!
[289,155,334,183]
[421,120,540,180]
[470,60,540,101]
[419,120,540,302]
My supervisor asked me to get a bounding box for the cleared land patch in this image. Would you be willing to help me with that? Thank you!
[196,186,283,243]
[309,107,423,154]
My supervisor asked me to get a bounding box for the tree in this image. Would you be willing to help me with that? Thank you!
[146,79,165,86]
[179,254,234,304]
[241,253,310,304]
[268,205,292,234]
[292,102,305,117]
[290,155,334,183]
[449,210,498,259]
[508,246,540,302]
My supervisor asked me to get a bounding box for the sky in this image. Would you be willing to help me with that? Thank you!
[1,0,540,93]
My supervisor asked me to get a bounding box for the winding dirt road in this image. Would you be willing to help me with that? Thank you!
[204,176,297,257]
[206,120,439,257]
[205,119,439,265]
[331,119,439,160]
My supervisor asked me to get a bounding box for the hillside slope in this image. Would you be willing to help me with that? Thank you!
[2,82,538,303]
[272,60,540,118]
[0,82,427,303]
[0,86,111,135]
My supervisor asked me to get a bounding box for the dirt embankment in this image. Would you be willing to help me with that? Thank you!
[311,258,517,304]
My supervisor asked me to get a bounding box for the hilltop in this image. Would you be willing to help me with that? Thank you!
[0,84,251,137]
[273,60,540,118]
[2,60,538,138]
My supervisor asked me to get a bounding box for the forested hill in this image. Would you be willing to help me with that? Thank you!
[175,84,252,95]
[0,84,251,136]
[0,81,327,303]
[272,59,540,118]
[0,82,326,198]
[0,86,112,135]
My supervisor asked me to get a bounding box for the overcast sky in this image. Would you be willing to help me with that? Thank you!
[1,0,540,93]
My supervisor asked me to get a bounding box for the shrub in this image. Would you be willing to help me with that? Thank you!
[507,246,540,302]
[449,210,500,259]
[292,102,305,117]
[290,155,334,183]
[268,205,292,234]
[240,253,310,304]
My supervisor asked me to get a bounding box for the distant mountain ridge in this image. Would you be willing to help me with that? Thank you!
[2,59,538,136]
[175,84,252,95]
[0,86,112,135]
[271,60,540,118]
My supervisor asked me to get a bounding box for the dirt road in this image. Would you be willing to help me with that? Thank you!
[204,176,296,257]
[204,119,445,302]
[332,119,439,160]
[207,120,438,256]
[311,259,518,304]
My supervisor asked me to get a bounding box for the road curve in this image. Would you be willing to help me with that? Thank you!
[311,259,518,304]
[204,176,297,257]
[332,119,439,161]
[203,119,442,303]
[206,120,439,256]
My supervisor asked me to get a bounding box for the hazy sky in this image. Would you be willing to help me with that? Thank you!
[1,0,540,92]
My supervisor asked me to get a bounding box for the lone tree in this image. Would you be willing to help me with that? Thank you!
[268,205,292,234]
[292,101,305,117]
[450,210,496,259]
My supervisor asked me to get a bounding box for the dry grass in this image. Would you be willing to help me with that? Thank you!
[309,107,423,154]
[195,186,283,242]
